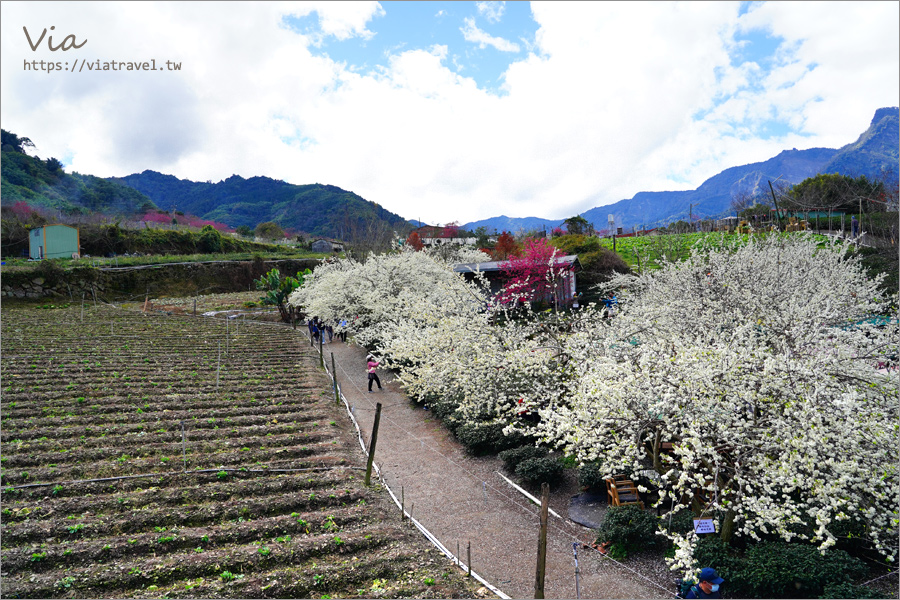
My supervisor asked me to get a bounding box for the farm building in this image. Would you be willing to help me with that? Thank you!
[28,224,80,259]
[409,225,483,247]
[453,255,581,306]
[311,239,344,253]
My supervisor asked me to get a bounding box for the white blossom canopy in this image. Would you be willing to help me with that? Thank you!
[291,234,898,574]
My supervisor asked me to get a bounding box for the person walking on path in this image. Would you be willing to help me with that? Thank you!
[366,354,382,392]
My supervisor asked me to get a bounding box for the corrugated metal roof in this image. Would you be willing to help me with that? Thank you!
[453,255,579,273]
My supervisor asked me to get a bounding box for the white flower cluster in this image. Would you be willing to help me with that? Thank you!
[291,235,899,574]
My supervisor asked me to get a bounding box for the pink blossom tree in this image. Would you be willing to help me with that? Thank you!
[499,237,573,308]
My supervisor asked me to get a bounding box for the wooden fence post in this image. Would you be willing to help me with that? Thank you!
[534,482,550,599]
[331,353,339,403]
[364,402,382,486]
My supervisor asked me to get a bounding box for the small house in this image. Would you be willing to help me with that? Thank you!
[29,224,80,259]
[453,255,581,306]
[311,239,344,253]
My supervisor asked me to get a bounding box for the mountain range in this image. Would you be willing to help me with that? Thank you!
[3,107,896,239]
[461,107,899,233]
[108,171,409,238]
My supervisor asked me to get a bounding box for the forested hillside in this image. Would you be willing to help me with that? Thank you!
[111,170,411,239]
[1,130,156,216]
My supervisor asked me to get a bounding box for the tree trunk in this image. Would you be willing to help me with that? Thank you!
[720,508,736,544]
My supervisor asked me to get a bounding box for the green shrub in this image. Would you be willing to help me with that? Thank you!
[595,504,665,552]
[454,421,525,455]
[694,537,870,599]
[498,445,547,472]
[741,542,867,598]
[660,509,696,535]
[198,225,223,253]
[576,461,606,490]
[515,456,563,486]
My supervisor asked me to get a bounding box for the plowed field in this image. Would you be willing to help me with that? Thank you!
[0,303,480,598]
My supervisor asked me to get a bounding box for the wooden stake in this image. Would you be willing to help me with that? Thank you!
[467,542,472,578]
[216,342,221,393]
[573,542,581,600]
[331,353,339,404]
[534,482,550,599]
[364,402,382,486]
[181,421,187,472]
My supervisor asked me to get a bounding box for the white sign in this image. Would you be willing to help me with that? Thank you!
[693,518,716,534]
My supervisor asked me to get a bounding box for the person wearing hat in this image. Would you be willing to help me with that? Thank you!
[685,567,724,598]
[366,354,382,392]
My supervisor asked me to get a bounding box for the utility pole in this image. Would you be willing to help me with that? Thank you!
[768,175,786,230]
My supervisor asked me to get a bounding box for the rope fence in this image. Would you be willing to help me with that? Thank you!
[312,327,678,599]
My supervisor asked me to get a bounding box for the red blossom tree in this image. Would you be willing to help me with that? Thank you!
[491,231,520,260]
[441,221,460,239]
[405,231,425,251]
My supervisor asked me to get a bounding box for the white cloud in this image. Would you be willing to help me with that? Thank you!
[1,1,896,227]
[476,1,506,24]
[460,17,520,53]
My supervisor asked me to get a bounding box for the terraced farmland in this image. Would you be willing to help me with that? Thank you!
[0,304,479,598]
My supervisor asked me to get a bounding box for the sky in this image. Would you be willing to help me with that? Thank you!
[1,1,898,226]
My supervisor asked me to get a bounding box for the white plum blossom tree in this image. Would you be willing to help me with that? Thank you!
[521,234,898,572]
[287,245,491,348]
[292,233,898,575]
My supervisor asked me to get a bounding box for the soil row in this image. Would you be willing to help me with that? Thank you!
[1,304,481,599]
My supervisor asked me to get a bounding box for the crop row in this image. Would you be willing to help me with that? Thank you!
[1,303,475,598]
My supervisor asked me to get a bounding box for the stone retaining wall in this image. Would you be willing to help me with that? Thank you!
[1,259,319,301]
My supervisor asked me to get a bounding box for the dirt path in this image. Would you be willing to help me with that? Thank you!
[316,336,670,600]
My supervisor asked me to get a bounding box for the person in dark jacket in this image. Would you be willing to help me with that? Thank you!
[685,567,724,599]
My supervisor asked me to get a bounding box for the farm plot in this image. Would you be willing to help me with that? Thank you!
[0,304,479,599]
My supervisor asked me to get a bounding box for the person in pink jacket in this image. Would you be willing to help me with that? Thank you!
[366,354,382,392]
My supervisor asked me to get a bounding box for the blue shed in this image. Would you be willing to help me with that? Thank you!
[29,224,80,259]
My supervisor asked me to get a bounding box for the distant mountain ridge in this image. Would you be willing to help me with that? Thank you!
[463,107,899,233]
[109,171,410,238]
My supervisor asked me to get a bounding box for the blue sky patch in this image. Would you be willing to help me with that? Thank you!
[283,1,540,93]
[730,28,784,69]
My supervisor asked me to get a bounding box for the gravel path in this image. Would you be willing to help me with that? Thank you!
[317,336,672,600]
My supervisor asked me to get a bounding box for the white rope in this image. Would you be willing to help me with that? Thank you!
[323,343,510,599]
[321,335,677,597]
